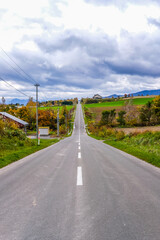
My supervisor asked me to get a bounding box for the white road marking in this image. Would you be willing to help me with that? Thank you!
[78,152,81,159]
[78,146,81,150]
[77,167,83,186]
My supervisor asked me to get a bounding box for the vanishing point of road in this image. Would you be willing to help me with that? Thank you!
[0,103,160,240]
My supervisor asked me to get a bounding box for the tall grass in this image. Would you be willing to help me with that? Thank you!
[0,120,59,168]
[104,131,160,167]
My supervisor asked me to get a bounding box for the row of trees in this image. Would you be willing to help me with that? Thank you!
[40,98,78,107]
[8,105,75,133]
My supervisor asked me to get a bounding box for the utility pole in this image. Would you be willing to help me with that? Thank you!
[57,107,59,137]
[65,113,68,133]
[35,84,40,145]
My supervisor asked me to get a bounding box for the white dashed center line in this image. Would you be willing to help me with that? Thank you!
[77,167,83,186]
[78,152,81,159]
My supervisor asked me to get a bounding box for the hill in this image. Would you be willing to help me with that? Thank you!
[6,98,28,105]
[132,89,160,96]
[107,89,160,98]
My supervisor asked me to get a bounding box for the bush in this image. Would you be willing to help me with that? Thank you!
[116,131,125,140]
[106,128,117,137]
[0,119,5,135]
[85,98,99,104]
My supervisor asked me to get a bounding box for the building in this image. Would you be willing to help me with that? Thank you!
[93,94,102,99]
[0,112,28,133]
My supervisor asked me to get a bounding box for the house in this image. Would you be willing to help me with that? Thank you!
[0,112,28,133]
[93,94,102,99]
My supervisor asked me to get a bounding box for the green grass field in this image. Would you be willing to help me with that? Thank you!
[0,138,59,168]
[84,98,154,108]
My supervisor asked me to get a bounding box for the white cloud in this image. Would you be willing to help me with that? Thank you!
[0,0,160,99]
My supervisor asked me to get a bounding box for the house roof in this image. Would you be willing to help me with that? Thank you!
[93,94,102,98]
[0,112,28,126]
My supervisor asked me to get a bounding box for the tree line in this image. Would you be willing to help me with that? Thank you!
[0,98,76,135]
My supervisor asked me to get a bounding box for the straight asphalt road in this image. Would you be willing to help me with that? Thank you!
[0,103,160,240]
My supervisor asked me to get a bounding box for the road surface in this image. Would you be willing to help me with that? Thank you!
[0,103,160,240]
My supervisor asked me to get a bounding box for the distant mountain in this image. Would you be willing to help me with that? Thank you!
[8,98,28,105]
[106,89,160,98]
[106,94,123,98]
[132,89,160,96]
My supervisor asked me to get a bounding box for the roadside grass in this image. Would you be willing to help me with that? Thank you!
[84,97,154,108]
[89,131,160,168]
[0,138,59,168]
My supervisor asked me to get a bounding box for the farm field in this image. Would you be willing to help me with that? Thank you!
[84,97,154,108]
[84,97,155,122]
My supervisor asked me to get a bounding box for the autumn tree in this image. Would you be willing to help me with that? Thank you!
[26,97,36,107]
[123,99,139,126]
[153,96,160,124]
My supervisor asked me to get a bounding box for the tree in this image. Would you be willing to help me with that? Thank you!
[117,111,126,126]
[110,109,116,125]
[100,109,116,126]
[139,101,153,125]
[124,99,139,126]
[101,111,110,125]
[27,97,36,107]
[153,96,160,124]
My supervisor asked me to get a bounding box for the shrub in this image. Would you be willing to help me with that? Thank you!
[106,128,117,137]
[116,131,125,140]
[0,119,5,135]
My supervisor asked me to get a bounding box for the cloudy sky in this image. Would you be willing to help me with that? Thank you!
[0,0,160,101]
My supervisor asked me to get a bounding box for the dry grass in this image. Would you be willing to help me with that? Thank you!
[116,126,160,134]
[125,95,157,100]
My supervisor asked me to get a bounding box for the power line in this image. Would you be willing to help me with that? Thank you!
[0,47,48,101]
[0,55,33,85]
[0,76,29,98]
[0,47,37,85]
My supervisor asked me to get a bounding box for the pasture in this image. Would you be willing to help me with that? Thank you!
[84,97,155,123]
[84,97,154,108]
